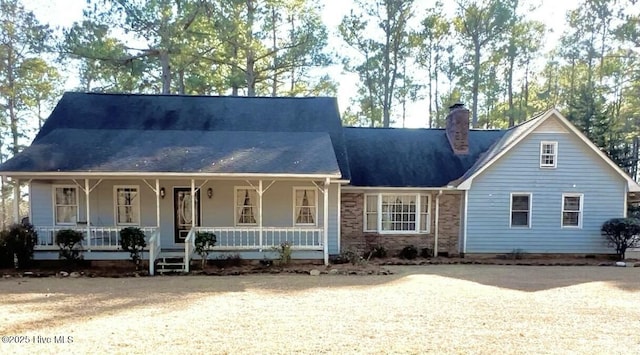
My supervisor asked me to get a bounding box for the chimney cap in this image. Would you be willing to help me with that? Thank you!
[449,102,465,111]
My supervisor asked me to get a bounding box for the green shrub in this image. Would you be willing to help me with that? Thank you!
[55,229,84,262]
[420,247,434,258]
[365,244,388,259]
[399,245,418,260]
[0,229,14,268]
[340,249,366,265]
[5,223,38,269]
[601,218,640,260]
[120,227,147,269]
[194,231,217,269]
[273,241,293,265]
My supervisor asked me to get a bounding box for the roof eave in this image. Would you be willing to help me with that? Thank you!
[0,171,342,180]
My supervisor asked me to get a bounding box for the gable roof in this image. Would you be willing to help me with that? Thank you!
[0,92,349,178]
[456,108,640,192]
[344,127,506,187]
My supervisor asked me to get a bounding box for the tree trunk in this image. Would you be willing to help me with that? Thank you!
[159,50,172,94]
[507,54,515,127]
[271,6,278,97]
[471,43,481,128]
[245,0,256,96]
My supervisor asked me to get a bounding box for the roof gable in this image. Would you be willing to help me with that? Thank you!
[457,109,640,192]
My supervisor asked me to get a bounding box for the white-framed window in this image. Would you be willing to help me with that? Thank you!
[53,186,78,225]
[562,193,583,228]
[235,187,258,225]
[293,187,317,226]
[363,193,430,234]
[510,193,531,228]
[114,186,140,225]
[420,194,431,232]
[540,141,558,168]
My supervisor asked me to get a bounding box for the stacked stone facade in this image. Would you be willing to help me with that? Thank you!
[340,192,462,257]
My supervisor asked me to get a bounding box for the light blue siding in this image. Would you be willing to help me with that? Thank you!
[466,129,626,254]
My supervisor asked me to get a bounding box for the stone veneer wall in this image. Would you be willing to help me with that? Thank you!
[340,192,462,256]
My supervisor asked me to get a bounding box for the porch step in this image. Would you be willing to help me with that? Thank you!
[156,252,188,273]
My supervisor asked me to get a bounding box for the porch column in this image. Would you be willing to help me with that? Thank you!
[191,179,195,230]
[85,179,91,248]
[12,178,19,223]
[155,179,160,228]
[323,178,329,265]
[258,180,263,249]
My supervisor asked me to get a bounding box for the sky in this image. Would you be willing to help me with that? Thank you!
[21,0,581,128]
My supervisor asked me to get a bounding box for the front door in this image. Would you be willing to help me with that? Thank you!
[174,188,201,243]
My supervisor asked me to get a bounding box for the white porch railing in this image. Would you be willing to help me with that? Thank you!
[148,228,161,276]
[33,226,158,251]
[194,226,324,250]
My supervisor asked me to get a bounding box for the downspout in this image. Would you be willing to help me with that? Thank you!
[434,190,443,257]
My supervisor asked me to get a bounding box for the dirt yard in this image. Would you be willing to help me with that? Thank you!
[1,265,639,354]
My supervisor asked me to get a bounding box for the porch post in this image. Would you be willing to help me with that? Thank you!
[258,180,263,249]
[191,179,195,230]
[85,179,91,248]
[12,178,19,223]
[323,178,329,265]
[155,179,160,228]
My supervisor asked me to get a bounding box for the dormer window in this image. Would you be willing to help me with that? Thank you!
[540,141,557,168]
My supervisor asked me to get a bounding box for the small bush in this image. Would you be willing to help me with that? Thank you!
[365,244,387,259]
[273,241,293,265]
[120,227,147,269]
[194,231,217,269]
[420,247,434,258]
[0,230,14,268]
[210,253,243,268]
[399,245,418,260]
[340,249,366,265]
[5,223,38,269]
[507,248,525,260]
[55,229,84,262]
[601,218,640,260]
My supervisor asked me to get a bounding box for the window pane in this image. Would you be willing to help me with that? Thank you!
[511,212,529,226]
[237,189,257,224]
[563,212,579,226]
[564,196,580,211]
[512,195,529,211]
[56,206,77,224]
[381,195,418,231]
[366,195,377,213]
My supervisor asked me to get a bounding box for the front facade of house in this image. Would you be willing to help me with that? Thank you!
[1,92,638,274]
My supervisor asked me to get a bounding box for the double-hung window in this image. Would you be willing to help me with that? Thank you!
[540,141,558,168]
[510,193,531,228]
[364,194,430,233]
[115,186,140,225]
[54,186,78,225]
[293,188,317,225]
[562,193,583,228]
[235,187,258,225]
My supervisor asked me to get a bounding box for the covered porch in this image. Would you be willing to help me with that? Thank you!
[16,174,339,274]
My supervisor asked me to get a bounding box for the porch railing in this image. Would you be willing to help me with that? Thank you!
[148,228,161,276]
[194,226,323,250]
[33,226,158,251]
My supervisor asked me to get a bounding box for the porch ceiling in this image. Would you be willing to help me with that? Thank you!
[0,129,341,177]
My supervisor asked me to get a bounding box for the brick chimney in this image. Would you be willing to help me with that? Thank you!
[445,102,470,155]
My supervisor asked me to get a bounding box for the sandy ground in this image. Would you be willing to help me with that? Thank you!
[0,265,639,354]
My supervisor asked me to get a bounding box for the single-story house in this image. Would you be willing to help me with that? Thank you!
[1,93,637,274]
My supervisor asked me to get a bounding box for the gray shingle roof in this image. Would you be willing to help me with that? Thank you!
[2,129,339,175]
[344,127,506,187]
[1,92,348,177]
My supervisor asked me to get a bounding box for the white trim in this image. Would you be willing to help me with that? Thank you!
[337,183,341,254]
[462,190,468,254]
[343,186,457,191]
[539,141,558,168]
[363,193,425,234]
[561,193,583,229]
[113,185,141,226]
[323,178,330,265]
[457,109,640,192]
[624,186,628,218]
[292,186,318,226]
[509,192,532,228]
[234,186,259,226]
[28,181,33,224]
[434,191,441,254]
[52,185,79,226]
